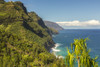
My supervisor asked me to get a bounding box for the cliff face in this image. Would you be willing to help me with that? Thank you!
[28,12,47,28]
[0,1,66,67]
[0,1,54,50]
[44,21,64,31]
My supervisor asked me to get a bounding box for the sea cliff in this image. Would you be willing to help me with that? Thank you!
[0,0,66,67]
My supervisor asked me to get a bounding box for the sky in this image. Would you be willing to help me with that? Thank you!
[5,0,100,29]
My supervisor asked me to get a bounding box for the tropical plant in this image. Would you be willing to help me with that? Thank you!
[66,38,98,67]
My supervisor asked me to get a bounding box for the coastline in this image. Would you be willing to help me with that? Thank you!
[50,43,64,58]
[50,31,64,58]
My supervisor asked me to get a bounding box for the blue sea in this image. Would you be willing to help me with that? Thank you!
[52,29,100,66]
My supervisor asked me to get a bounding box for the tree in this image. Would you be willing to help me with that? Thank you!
[66,38,98,67]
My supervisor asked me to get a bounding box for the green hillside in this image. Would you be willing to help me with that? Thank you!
[0,0,66,67]
[0,1,55,50]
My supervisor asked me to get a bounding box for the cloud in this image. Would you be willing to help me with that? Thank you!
[56,20,100,29]
[56,20,100,27]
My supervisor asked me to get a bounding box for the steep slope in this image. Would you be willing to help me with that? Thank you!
[0,1,66,67]
[44,21,64,31]
[28,12,58,35]
[0,1,29,24]
[0,1,54,50]
[28,12,47,28]
[0,25,65,67]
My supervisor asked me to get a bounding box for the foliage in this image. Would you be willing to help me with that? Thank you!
[0,1,99,67]
[0,1,65,67]
[0,0,54,50]
[0,24,65,67]
[48,27,59,35]
[66,38,98,67]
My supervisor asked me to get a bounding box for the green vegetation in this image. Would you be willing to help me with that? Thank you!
[0,0,54,50]
[0,25,66,67]
[0,0,99,67]
[48,27,59,35]
[66,38,98,67]
[0,1,65,67]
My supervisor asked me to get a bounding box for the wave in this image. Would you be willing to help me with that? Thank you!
[50,43,64,58]
[52,35,56,37]
[51,43,61,52]
[51,48,61,52]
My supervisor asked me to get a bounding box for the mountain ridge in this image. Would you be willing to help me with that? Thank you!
[0,0,66,67]
[44,21,64,31]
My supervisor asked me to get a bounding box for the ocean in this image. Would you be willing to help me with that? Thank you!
[52,29,100,65]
